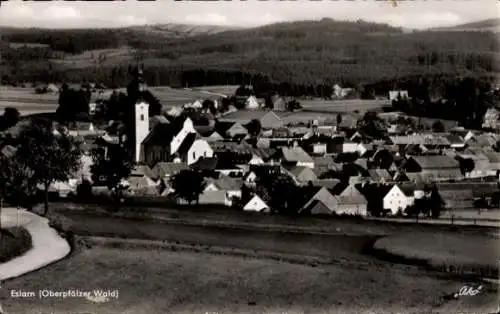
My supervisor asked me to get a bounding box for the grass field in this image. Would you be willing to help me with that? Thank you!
[1,246,498,314]
[0,227,32,263]
[373,233,500,278]
[50,47,134,69]
[191,85,240,96]
[300,99,391,113]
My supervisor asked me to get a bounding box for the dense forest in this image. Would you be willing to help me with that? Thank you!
[1,19,498,92]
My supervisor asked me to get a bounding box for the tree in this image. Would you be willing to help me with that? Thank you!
[458,158,475,176]
[3,107,20,130]
[15,118,83,215]
[56,87,91,121]
[246,119,262,137]
[0,154,38,209]
[432,120,445,132]
[90,145,134,202]
[171,170,206,204]
[202,99,216,115]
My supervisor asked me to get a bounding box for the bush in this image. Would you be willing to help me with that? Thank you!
[0,227,32,263]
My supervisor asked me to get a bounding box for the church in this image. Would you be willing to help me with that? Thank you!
[129,67,214,167]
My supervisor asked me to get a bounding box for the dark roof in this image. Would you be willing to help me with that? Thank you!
[411,156,459,169]
[142,121,184,146]
[190,157,219,170]
[176,133,198,157]
[398,183,416,197]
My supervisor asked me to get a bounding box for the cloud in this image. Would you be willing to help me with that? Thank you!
[184,13,229,25]
[117,15,148,26]
[381,12,462,29]
[41,5,82,20]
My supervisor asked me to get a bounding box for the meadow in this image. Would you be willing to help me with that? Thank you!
[373,232,500,278]
[1,245,497,314]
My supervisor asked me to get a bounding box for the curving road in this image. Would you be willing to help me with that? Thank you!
[0,208,70,281]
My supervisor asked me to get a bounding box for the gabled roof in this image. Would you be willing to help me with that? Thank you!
[411,155,459,169]
[151,162,187,178]
[393,183,415,197]
[130,165,154,178]
[288,166,318,182]
[311,179,341,189]
[203,131,224,142]
[199,190,229,204]
[190,156,219,170]
[207,176,242,191]
[301,187,337,213]
[176,132,198,157]
[281,146,314,163]
[368,169,392,181]
[142,121,184,146]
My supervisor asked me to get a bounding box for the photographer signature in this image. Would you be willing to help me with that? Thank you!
[444,285,483,300]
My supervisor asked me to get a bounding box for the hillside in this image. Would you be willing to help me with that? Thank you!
[429,18,500,32]
[1,19,498,88]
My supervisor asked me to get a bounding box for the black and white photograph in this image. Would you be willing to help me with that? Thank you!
[0,0,498,313]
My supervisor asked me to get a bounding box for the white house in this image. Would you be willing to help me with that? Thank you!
[245,96,260,110]
[389,90,409,101]
[342,141,358,153]
[186,139,214,165]
[248,155,264,165]
[313,143,327,155]
[244,171,258,186]
[383,184,415,215]
[243,195,269,212]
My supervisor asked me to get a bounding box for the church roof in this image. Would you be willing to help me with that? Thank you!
[142,121,184,146]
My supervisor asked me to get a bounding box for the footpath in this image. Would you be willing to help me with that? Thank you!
[0,208,70,281]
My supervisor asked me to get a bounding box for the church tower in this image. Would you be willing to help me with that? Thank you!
[135,100,149,163]
[133,65,149,164]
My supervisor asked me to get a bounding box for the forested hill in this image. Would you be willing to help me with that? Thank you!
[429,18,500,32]
[1,18,498,88]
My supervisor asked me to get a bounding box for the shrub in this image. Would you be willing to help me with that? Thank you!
[0,227,32,263]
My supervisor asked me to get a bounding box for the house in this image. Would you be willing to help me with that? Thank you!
[67,122,99,137]
[198,191,232,206]
[167,106,183,117]
[125,175,158,196]
[226,123,249,139]
[405,155,463,182]
[331,183,368,216]
[248,154,265,165]
[312,143,327,155]
[300,187,338,215]
[342,140,358,153]
[368,169,392,183]
[271,95,289,111]
[141,117,204,166]
[436,183,474,209]
[389,90,409,101]
[383,184,415,215]
[288,166,318,185]
[245,96,260,110]
[482,107,500,130]
[281,146,315,169]
[445,134,466,149]
[151,161,187,180]
[204,176,243,200]
[243,195,270,212]
[203,131,224,142]
[174,133,214,165]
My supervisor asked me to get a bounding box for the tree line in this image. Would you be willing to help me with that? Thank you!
[1,19,497,88]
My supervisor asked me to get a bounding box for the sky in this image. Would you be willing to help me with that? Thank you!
[0,0,498,30]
